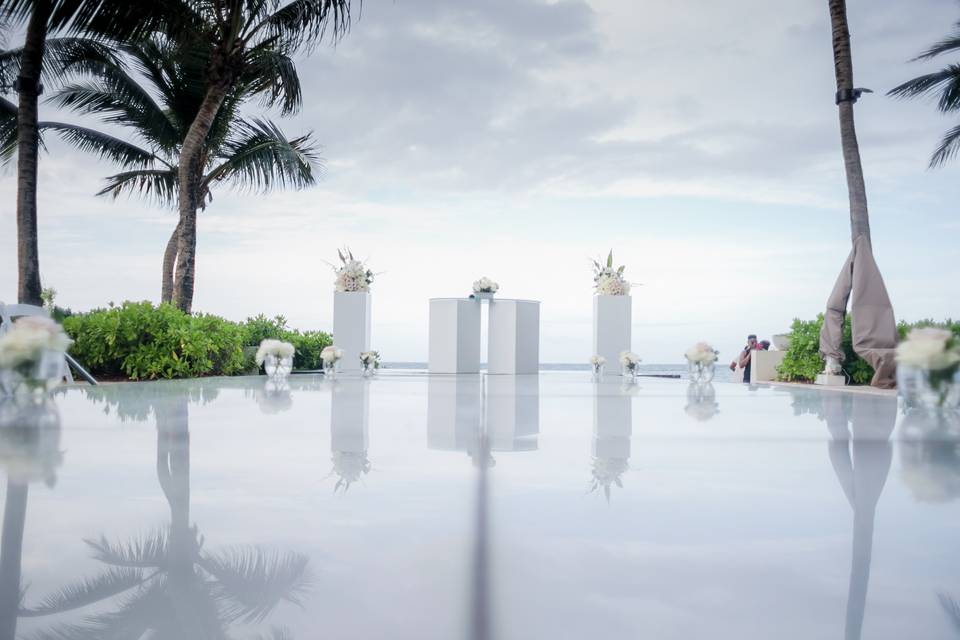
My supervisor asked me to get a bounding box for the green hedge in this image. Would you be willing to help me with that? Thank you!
[777,316,960,384]
[63,302,331,380]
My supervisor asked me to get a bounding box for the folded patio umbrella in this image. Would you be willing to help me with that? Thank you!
[819,235,898,388]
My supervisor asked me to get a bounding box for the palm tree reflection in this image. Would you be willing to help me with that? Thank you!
[21,385,309,639]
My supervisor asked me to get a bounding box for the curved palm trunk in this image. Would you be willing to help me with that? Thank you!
[0,482,29,640]
[829,0,871,245]
[15,0,52,306]
[173,84,231,314]
[161,220,181,303]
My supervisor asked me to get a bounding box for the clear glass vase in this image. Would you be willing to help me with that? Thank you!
[361,361,377,377]
[688,360,716,384]
[897,364,960,410]
[0,350,66,397]
[591,362,605,380]
[621,364,638,381]
[323,360,339,377]
[263,354,293,378]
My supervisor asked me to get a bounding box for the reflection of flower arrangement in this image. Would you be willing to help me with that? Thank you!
[619,351,641,376]
[472,277,499,294]
[589,457,629,502]
[321,346,344,365]
[897,328,960,407]
[0,398,63,486]
[685,342,719,365]
[255,339,295,366]
[684,382,719,421]
[331,451,371,492]
[0,317,72,394]
[359,351,381,369]
[899,407,960,503]
[256,379,293,414]
[333,248,375,293]
[592,250,630,296]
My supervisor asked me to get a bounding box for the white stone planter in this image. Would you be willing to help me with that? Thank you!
[593,295,632,375]
[333,291,371,373]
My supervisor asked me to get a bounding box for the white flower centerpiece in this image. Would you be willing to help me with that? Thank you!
[333,248,374,293]
[0,317,72,396]
[321,345,345,376]
[685,341,720,384]
[619,351,642,380]
[255,339,295,378]
[593,250,631,296]
[472,277,499,300]
[359,350,381,376]
[589,355,606,379]
[896,327,960,409]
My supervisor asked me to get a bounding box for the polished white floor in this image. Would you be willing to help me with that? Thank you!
[1,372,958,640]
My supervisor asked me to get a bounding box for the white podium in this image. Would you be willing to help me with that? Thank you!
[428,298,540,374]
[333,291,371,373]
[592,295,632,374]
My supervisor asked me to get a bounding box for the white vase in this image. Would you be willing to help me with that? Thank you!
[333,291,372,373]
[897,364,960,410]
[593,295,632,376]
[688,361,716,384]
[263,354,293,378]
[0,350,66,397]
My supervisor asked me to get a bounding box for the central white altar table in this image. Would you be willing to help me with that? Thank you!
[428,297,540,374]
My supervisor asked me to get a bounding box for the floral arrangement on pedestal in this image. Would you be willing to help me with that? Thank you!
[320,345,344,375]
[0,317,72,396]
[619,351,641,379]
[896,327,960,409]
[685,342,719,384]
[255,339,295,378]
[359,350,381,376]
[589,355,606,378]
[333,248,374,293]
[592,250,630,296]
[472,277,499,299]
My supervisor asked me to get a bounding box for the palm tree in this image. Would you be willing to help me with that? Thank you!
[42,36,319,302]
[154,0,353,313]
[888,12,960,168]
[0,0,176,305]
[828,0,872,244]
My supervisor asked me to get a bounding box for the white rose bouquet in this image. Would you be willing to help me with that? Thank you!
[472,277,499,294]
[896,327,960,407]
[684,342,719,366]
[0,317,72,394]
[255,339,295,377]
[589,354,606,377]
[593,250,631,296]
[321,346,345,373]
[619,351,641,378]
[359,350,381,375]
[333,248,374,293]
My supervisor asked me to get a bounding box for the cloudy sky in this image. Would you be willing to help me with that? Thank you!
[1,0,958,363]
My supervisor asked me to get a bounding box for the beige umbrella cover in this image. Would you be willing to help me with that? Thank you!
[819,236,898,388]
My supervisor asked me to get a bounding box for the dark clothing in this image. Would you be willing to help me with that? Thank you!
[741,348,752,383]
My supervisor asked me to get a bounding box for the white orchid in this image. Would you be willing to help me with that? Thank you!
[254,339,295,366]
[472,277,499,294]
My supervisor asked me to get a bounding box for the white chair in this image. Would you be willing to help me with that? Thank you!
[0,302,97,385]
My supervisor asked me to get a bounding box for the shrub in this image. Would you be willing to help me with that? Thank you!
[239,314,332,370]
[64,302,245,380]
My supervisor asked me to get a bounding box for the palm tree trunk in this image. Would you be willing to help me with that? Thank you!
[161,219,181,303]
[0,482,29,640]
[828,0,871,245]
[15,0,51,306]
[172,83,231,314]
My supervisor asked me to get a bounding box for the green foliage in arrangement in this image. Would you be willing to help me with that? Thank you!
[777,316,959,384]
[239,314,332,370]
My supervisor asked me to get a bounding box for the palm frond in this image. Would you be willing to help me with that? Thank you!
[914,25,960,60]
[249,0,353,51]
[929,123,960,168]
[85,531,169,568]
[248,627,295,640]
[19,567,144,617]
[204,118,320,193]
[0,94,16,163]
[41,121,158,168]
[199,546,311,623]
[888,64,960,113]
[239,46,302,114]
[0,37,120,91]
[939,592,960,632]
[97,168,179,206]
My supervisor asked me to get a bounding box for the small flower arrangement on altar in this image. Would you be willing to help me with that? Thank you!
[619,350,641,379]
[333,248,374,293]
[255,339,295,378]
[593,250,630,296]
[685,342,719,383]
[0,316,72,396]
[589,355,606,378]
[321,345,345,375]
[896,327,960,409]
[472,277,499,299]
[359,350,381,375]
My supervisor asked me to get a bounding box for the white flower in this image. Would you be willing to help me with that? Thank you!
[333,249,374,292]
[0,317,73,370]
[359,350,381,365]
[473,277,499,293]
[255,339,295,366]
[896,328,960,371]
[596,274,630,296]
[589,355,606,366]
[684,342,719,365]
[321,345,344,364]
[618,351,641,369]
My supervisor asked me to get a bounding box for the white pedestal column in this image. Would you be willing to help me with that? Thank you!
[593,295,632,374]
[488,300,540,375]
[486,376,539,451]
[333,291,371,373]
[429,299,481,373]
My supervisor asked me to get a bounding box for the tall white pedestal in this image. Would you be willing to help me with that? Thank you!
[331,380,369,453]
[593,295,632,374]
[488,300,540,375]
[593,389,632,459]
[487,376,540,451]
[333,292,371,373]
[429,299,481,374]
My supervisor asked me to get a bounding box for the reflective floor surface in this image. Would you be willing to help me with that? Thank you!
[0,373,958,640]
